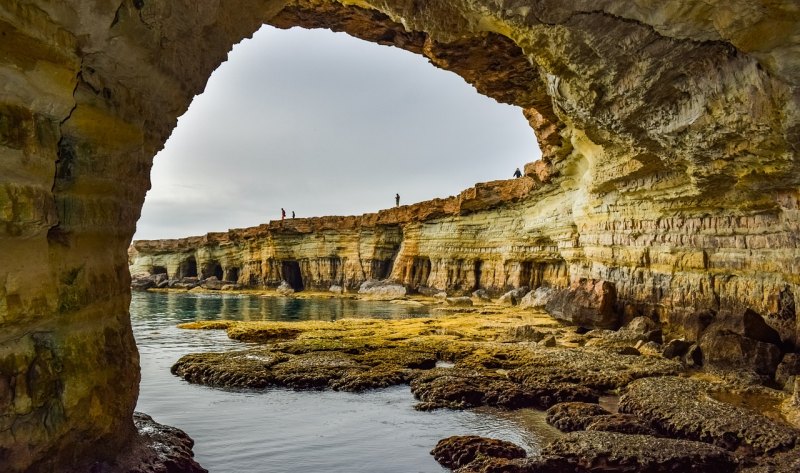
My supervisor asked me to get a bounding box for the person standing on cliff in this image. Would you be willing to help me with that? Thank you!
[395,193,400,207]
[513,168,522,178]
[281,208,286,220]
[292,211,295,218]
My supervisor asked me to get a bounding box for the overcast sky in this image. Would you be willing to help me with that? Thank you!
[134,25,540,241]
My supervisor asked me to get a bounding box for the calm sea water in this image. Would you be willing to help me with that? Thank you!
[132,291,560,472]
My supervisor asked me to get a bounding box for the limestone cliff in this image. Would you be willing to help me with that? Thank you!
[2,0,800,471]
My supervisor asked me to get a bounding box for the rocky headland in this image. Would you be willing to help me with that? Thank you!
[2,0,800,471]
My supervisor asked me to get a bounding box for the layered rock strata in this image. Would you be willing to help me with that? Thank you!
[2,0,800,470]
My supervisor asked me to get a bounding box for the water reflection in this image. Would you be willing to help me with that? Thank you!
[132,291,555,472]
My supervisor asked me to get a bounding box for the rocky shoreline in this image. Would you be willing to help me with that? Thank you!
[163,289,800,472]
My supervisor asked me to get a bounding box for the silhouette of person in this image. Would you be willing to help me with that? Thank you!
[395,193,400,207]
[513,168,522,178]
[292,211,295,218]
[281,208,286,220]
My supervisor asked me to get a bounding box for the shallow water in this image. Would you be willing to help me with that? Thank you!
[132,291,559,472]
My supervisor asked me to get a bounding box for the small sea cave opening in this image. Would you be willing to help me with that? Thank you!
[281,260,305,291]
[151,265,168,276]
[371,258,394,280]
[177,257,198,279]
[201,261,224,280]
[224,267,240,283]
[473,260,483,290]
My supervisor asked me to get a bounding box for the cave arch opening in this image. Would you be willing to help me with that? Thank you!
[134,24,541,242]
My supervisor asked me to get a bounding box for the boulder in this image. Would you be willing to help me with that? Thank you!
[433,291,448,301]
[699,326,783,377]
[201,276,223,290]
[497,287,530,306]
[329,285,343,294]
[446,296,473,307]
[663,339,694,359]
[545,279,619,330]
[220,284,238,291]
[471,289,491,301]
[358,280,406,299]
[519,286,557,309]
[276,281,295,296]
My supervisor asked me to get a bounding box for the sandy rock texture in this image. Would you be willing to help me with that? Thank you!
[2,0,800,470]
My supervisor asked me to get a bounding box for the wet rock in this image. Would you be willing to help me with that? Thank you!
[431,436,526,470]
[276,280,295,296]
[540,431,737,473]
[545,279,619,330]
[684,344,703,367]
[741,445,800,473]
[358,279,406,299]
[125,412,207,473]
[519,286,556,309]
[497,287,529,306]
[776,353,800,390]
[546,402,611,432]
[619,376,799,455]
[447,296,474,307]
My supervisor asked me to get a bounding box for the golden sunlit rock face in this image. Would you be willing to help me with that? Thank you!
[2,0,799,470]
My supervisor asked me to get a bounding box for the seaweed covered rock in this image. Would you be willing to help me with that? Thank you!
[411,367,597,411]
[546,402,611,432]
[431,436,526,470]
[539,431,737,473]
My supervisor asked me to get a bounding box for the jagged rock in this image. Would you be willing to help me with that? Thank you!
[446,296,474,307]
[472,289,491,301]
[497,287,530,306]
[546,279,619,330]
[431,436,526,470]
[276,281,295,296]
[546,402,611,432]
[519,286,557,309]
[540,335,557,347]
[619,376,799,455]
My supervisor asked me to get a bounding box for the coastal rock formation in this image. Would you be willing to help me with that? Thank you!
[2,0,800,470]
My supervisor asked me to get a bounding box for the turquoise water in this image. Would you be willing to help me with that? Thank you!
[131,291,559,472]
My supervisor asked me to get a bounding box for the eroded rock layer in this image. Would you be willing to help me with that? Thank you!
[2,0,800,471]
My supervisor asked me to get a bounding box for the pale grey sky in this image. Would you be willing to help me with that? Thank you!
[134,25,540,240]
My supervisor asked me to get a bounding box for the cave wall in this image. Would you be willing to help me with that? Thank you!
[2,0,800,470]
